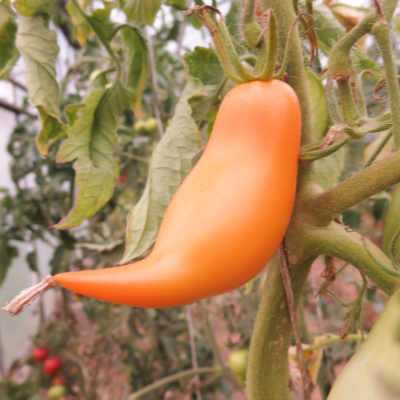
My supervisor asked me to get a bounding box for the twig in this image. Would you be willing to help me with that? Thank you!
[186,305,202,400]
[201,302,243,390]
[303,333,363,353]
[0,98,35,117]
[128,366,221,400]
[0,331,5,378]
[145,29,164,139]
[279,244,313,400]
[7,77,27,91]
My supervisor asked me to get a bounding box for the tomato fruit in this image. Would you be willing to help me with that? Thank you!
[54,80,301,307]
[32,346,49,362]
[52,375,67,385]
[48,384,67,399]
[143,117,158,132]
[43,356,62,376]
[229,349,249,377]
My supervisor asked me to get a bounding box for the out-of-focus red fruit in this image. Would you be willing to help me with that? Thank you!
[43,356,62,376]
[32,346,49,362]
[52,375,67,386]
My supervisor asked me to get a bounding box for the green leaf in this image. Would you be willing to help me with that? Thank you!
[121,26,148,117]
[306,68,345,190]
[16,15,65,155]
[313,4,345,55]
[54,78,132,229]
[164,0,187,10]
[0,47,18,79]
[121,80,204,263]
[184,47,224,86]
[86,2,116,42]
[306,68,329,141]
[13,0,53,16]
[0,3,17,76]
[328,289,400,400]
[123,0,162,25]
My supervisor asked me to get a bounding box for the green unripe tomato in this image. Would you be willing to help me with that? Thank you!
[48,384,67,399]
[143,118,158,133]
[133,119,147,133]
[229,349,248,384]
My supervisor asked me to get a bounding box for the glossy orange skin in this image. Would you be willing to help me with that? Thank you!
[54,80,301,307]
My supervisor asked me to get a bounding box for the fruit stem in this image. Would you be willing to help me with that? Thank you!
[2,275,57,315]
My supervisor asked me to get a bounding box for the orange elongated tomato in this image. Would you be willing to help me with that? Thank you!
[54,80,301,308]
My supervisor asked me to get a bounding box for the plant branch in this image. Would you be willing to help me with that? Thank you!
[186,305,202,400]
[381,0,400,20]
[279,245,312,399]
[128,366,221,400]
[246,254,314,400]
[308,149,400,223]
[373,23,400,148]
[264,0,313,144]
[306,222,400,295]
[7,77,27,91]
[145,29,164,139]
[0,99,35,117]
[303,333,363,354]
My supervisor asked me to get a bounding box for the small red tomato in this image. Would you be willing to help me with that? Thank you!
[43,356,62,376]
[32,346,49,362]
[52,375,67,386]
[117,175,127,184]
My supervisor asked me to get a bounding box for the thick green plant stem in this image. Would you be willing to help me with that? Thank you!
[246,255,314,400]
[328,12,377,126]
[381,0,400,20]
[337,79,360,126]
[373,24,400,148]
[308,149,400,224]
[262,0,313,144]
[307,222,400,295]
[328,13,377,77]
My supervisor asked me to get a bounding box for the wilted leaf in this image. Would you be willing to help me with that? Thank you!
[66,0,92,45]
[54,78,132,229]
[16,15,65,155]
[330,4,364,31]
[13,0,53,16]
[328,290,400,400]
[121,80,204,263]
[0,3,17,76]
[121,26,148,117]
[123,0,162,25]
[164,0,187,10]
